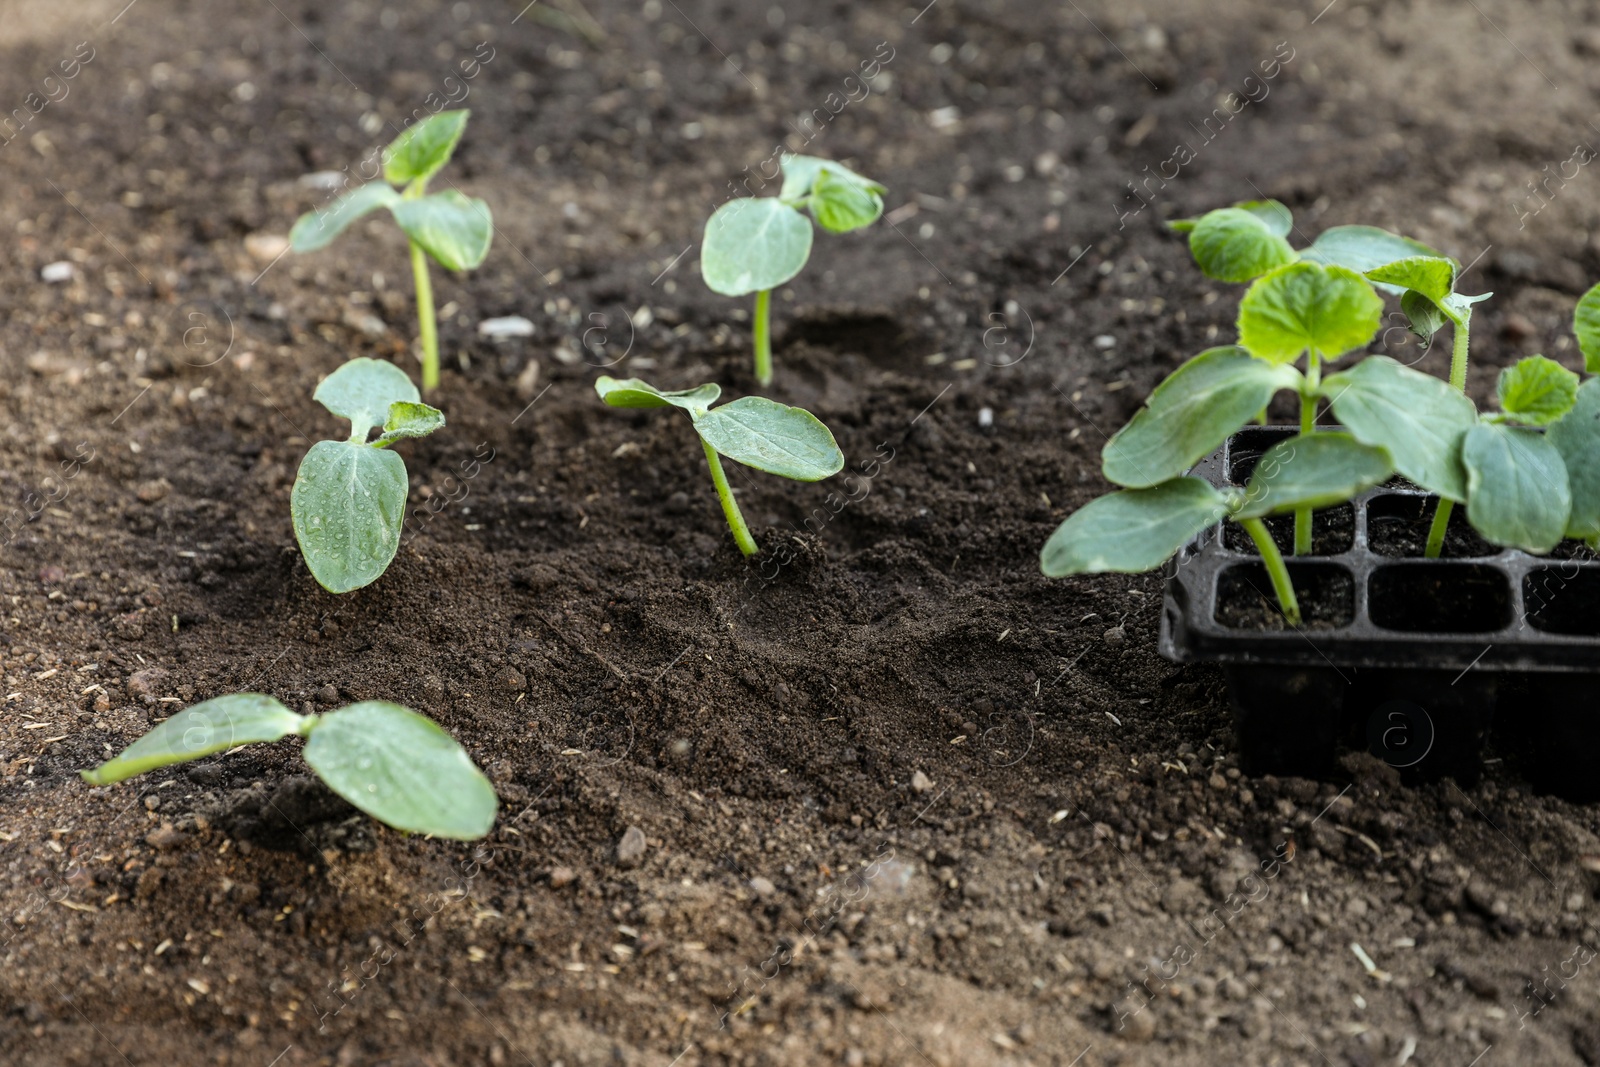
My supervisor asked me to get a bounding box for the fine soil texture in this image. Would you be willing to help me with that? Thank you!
[6,1,1600,1066]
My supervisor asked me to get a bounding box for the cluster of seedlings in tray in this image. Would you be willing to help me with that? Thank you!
[1042,198,1600,625]
[83,139,887,834]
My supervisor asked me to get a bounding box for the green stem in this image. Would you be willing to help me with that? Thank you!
[1240,517,1302,627]
[1425,317,1471,558]
[1293,351,1322,556]
[701,438,758,556]
[411,239,439,392]
[753,289,773,388]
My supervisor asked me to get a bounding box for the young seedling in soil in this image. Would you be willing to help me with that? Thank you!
[700,155,885,387]
[292,358,445,593]
[290,110,492,392]
[595,376,844,556]
[81,693,496,840]
[1550,283,1600,549]
[1043,432,1393,625]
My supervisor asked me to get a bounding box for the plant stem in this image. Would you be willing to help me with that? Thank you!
[752,289,773,388]
[1424,317,1472,559]
[1293,351,1322,556]
[1240,517,1302,627]
[701,438,758,556]
[411,240,439,392]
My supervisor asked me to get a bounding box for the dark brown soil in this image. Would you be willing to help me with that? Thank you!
[6,2,1600,1066]
[1221,505,1354,556]
[1367,496,1504,559]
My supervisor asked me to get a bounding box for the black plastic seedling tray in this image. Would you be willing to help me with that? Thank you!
[1159,426,1600,797]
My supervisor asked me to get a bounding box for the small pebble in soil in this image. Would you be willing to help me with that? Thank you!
[478,315,535,339]
[911,770,934,793]
[977,406,994,428]
[1103,625,1126,645]
[135,479,170,503]
[243,233,289,262]
[40,261,75,283]
[748,876,776,897]
[515,359,541,400]
[548,867,576,888]
[616,825,648,868]
[145,825,188,850]
[315,685,339,705]
[1093,334,1116,349]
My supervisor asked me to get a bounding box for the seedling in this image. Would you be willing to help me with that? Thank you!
[291,110,492,392]
[595,376,844,555]
[700,154,885,386]
[81,693,496,840]
[292,358,445,593]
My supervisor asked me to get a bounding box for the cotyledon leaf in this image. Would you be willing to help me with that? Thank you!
[691,396,844,481]
[1233,433,1393,520]
[291,441,409,594]
[390,190,493,271]
[1549,377,1600,539]
[1320,356,1476,502]
[81,695,305,785]
[1040,478,1230,577]
[700,197,814,296]
[290,181,402,253]
[1462,423,1571,553]
[595,376,721,412]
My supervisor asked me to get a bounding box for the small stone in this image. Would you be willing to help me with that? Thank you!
[1093,334,1116,350]
[911,770,934,794]
[749,876,777,898]
[135,479,171,503]
[515,359,541,400]
[1500,313,1537,342]
[341,307,388,337]
[243,233,290,262]
[125,668,169,699]
[315,685,340,706]
[37,565,66,584]
[977,406,994,428]
[1208,773,1228,790]
[1103,625,1126,645]
[548,867,576,888]
[495,667,527,691]
[615,825,648,868]
[478,315,535,339]
[145,825,189,851]
[41,261,75,283]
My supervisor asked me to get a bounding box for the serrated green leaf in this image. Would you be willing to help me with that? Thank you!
[1320,356,1476,501]
[291,441,408,594]
[1365,255,1456,305]
[1233,433,1393,520]
[390,190,493,271]
[1236,262,1383,364]
[81,695,304,786]
[1548,377,1600,539]
[305,702,497,840]
[1301,225,1449,281]
[1040,478,1229,577]
[594,376,721,412]
[384,110,470,185]
[700,198,814,296]
[778,154,883,203]
[811,168,885,234]
[1497,355,1578,427]
[314,358,420,442]
[290,182,402,253]
[375,401,446,446]
[1401,289,1449,340]
[1574,282,1600,374]
[1462,423,1571,553]
[691,397,844,481]
[1102,346,1303,488]
[1187,208,1298,284]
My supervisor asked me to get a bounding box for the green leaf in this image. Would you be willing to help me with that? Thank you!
[390,190,493,271]
[1040,478,1229,576]
[1320,356,1477,501]
[1549,378,1600,539]
[1574,282,1600,374]
[290,182,402,253]
[1187,208,1298,283]
[375,401,445,446]
[1497,355,1578,426]
[778,154,883,203]
[1169,199,1291,237]
[81,694,304,786]
[1301,224,1448,278]
[810,168,886,234]
[594,376,721,412]
[1462,423,1571,553]
[314,358,420,442]
[291,441,408,594]
[384,110,470,185]
[304,702,497,840]
[1236,262,1383,363]
[1401,289,1449,340]
[1102,346,1303,488]
[1233,433,1393,520]
[691,397,845,481]
[700,198,814,296]
[1365,255,1456,305]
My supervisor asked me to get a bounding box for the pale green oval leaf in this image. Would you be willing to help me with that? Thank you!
[1549,377,1600,539]
[305,702,497,840]
[1040,478,1229,577]
[1320,356,1476,501]
[314,358,420,442]
[1497,355,1578,427]
[691,397,844,481]
[290,182,402,253]
[384,110,470,185]
[1364,255,1456,305]
[1169,199,1291,237]
[595,376,721,412]
[779,154,883,203]
[1301,224,1448,278]
[376,401,446,446]
[81,694,304,786]
[1237,262,1383,363]
[1102,346,1303,488]
[1401,289,1448,340]
[1463,423,1571,553]
[1234,433,1393,520]
[811,168,885,234]
[390,190,493,271]
[1574,282,1600,374]
[1187,208,1298,283]
[291,441,408,594]
[700,198,814,296]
